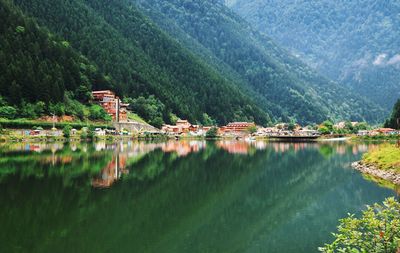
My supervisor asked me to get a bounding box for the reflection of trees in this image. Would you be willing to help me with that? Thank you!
[0,142,393,253]
[0,144,112,186]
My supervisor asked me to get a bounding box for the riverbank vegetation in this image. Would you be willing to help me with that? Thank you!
[319,197,400,253]
[363,144,400,171]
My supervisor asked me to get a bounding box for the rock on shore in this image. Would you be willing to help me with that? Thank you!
[352,161,400,185]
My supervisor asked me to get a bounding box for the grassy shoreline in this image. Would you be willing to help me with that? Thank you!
[363,144,400,171]
[352,144,400,189]
[0,118,111,130]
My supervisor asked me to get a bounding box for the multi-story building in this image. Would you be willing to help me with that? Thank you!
[92,90,129,122]
[221,122,255,133]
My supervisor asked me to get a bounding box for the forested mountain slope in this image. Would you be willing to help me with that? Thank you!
[5,0,386,125]
[132,0,385,124]
[0,0,114,105]
[227,0,400,110]
[7,0,270,125]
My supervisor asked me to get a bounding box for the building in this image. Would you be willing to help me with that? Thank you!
[372,128,398,135]
[222,122,256,133]
[92,90,129,122]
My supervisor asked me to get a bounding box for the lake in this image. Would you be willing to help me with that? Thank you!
[0,140,394,253]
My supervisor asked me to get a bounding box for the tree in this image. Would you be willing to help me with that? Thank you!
[88,104,109,121]
[318,126,330,135]
[206,127,219,138]
[75,85,92,103]
[385,99,400,129]
[246,125,257,134]
[319,120,333,134]
[20,102,37,119]
[149,117,164,129]
[319,197,400,253]
[63,125,72,138]
[288,122,296,131]
[0,106,17,119]
[202,113,216,126]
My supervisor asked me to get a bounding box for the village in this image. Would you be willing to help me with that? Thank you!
[1,89,399,140]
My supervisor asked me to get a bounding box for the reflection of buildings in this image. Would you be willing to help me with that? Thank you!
[161,141,205,157]
[216,141,252,154]
[92,154,129,188]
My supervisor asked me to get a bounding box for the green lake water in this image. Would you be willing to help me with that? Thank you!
[0,140,395,253]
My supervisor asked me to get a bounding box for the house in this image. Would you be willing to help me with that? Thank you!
[95,128,106,136]
[357,130,369,136]
[162,119,199,134]
[92,90,129,122]
[222,122,256,133]
[373,128,398,135]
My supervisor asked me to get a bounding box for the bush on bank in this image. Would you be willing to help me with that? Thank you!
[319,197,400,253]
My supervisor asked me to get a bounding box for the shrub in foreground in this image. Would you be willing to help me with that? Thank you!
[319,197,400,253]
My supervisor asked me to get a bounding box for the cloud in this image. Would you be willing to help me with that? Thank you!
[373,53,387,66]
[372,53,400,66]
[387,54,400,65]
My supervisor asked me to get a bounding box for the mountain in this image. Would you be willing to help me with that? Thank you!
[4,0,386,125]
[227,0,400,110]
[131,0,384,124]
[2,0,270,126]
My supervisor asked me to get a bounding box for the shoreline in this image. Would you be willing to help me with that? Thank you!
[351,161,400,185]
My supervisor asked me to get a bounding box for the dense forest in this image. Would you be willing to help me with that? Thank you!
[228,0,400,110]
[385,99,400,129]
[131,0,385,124]
[0,0,113,121]
[7,0,270,126]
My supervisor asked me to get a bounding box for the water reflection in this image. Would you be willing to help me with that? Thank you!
[0,140,383,189]
[0,140,395,253]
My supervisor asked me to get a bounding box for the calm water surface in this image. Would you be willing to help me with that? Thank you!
[0,140,395,253]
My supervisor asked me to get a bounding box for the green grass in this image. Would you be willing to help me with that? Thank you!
[363,144,400,171]
[127,112,147,124]
[0,118,112,130]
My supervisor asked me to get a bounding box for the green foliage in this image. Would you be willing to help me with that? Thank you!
[319,120,334,134]
[125,96,165,128]
[363,144,400,171]
[319,197,400,253]
[168,113,179,125]
[86,126,95,140]
[0,106,17,119]
[385,99,400,129]
[0,0,114,108]
[287,122,296,131]
[205,127,219,138]
[62,125,72,138]
[246,125,257,134]
[202,113,216,126]
[0,118,110,130]
[88,104,110,122]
